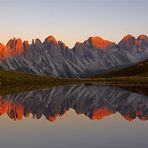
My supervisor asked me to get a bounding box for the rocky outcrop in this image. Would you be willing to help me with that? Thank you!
[0,34,147,77]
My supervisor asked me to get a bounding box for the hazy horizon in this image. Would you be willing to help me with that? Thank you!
[0,0,147,47]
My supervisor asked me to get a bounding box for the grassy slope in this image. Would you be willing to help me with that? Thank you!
[0,70,85,95]
[0,59,148,95]
[1,60,148,87]
[93,60,148,78]
[0,70,83,86]
[0,66,148,95]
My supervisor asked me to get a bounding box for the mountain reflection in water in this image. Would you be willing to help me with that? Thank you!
[0,84,148,122]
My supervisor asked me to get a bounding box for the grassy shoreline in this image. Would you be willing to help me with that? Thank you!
[0,70,148,86]
[0,70,147,96]
[0,59,148,95]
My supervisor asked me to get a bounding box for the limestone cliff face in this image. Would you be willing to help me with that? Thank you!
[0,34,147,77]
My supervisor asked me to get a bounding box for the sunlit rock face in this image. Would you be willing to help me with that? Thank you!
[0,85,148,122]
[0,34,148,77]
[0,38,29,60]
[44,35,58,46]
[118,34,148,53]
[86,36,116,49]
[0,43,12,60]
[6,38,23,54]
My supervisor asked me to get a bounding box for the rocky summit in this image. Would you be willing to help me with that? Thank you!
[0,34,148,77]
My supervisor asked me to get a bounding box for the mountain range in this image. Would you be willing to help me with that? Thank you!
[0,34,148,77]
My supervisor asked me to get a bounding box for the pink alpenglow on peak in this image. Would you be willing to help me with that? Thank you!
[118,34,148,52]
[0,34,147,77]
[137,35,148,40]
[0,38,29,59]
[45,35,58,45]
[121,34,136,42]
[0,43,5,49]
[87,36,116,49]
[6,38,25,54]
[0,43,12,59]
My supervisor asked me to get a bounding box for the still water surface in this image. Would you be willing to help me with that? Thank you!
[0,84,148,148]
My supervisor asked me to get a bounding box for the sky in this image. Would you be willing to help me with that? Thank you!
[0,0,147,47]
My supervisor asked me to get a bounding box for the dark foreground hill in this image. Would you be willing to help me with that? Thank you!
[0,70,82,86]
[93,60,148,78]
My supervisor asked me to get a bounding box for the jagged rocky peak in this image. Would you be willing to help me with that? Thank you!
[118,34,148,52]
[0,34,147,77]
[6,37,23,53]
[118,34,137,51]
[58,40,68,49]
[72,42,86,54]
[7,37,23,48]
[32,39,43,50]
[44,35,58,45]
[31,39,35,45]
[136,35,148,51]
[23,40,29,49]
[86,36,116,49]
[35,38,42,44]
[74,42,85,49]
[34,38,42,47]
[0,41,18,60]
[0,43,5,49]
[0,43,9,59]
[118,34,136,46]
[137,34,148,41]
[121,34,136,42]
